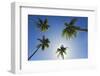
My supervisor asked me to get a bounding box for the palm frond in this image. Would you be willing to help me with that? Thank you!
[56,48,61,53]
[45,39,50,43]
[37,38,43,42]
[44,18,48,24]
[45,44,49,48]
[36,23,41,28]
[62,28,67,37]
[64,22,69,26]
[61,53,64,59]
[69,18,77,25]
[57,53,60,58]
[38,18,43,24]
[62,27,77,39]
[63,49,67,55]
[41,45,45,50]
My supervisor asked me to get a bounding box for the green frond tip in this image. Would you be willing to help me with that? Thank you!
[62,27,77,40]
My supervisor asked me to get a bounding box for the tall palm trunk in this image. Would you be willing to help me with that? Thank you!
[28,46,40,60]
[74,27,87,32]
[78,28,88,32]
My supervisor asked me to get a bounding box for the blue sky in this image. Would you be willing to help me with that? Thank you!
[28,15,88,61]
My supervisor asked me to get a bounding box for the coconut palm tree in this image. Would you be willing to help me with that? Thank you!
[62,18,88,39]
[28,35,50,60]
[37,18,50,32]
[56,45,69,59]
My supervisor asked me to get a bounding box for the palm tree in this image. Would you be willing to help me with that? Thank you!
[56,45,69,59]
[28,35,50,60]
[62,18,88,39]
[37,18,50,32]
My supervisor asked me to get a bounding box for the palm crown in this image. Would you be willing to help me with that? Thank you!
[56,45,69,59]
[37,35,50,50]
[62,18,88,39]
[37,18,50,32]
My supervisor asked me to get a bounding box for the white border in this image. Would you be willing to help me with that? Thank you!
[11,2,97,74]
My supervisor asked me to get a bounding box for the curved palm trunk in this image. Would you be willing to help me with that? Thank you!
[28,46,40,60]
[78,28,88,32]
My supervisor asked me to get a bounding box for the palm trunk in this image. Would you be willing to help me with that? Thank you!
[28,46,40,60]
[77,28,88,32]
[76,28,88,32]
[73,26,88,32]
